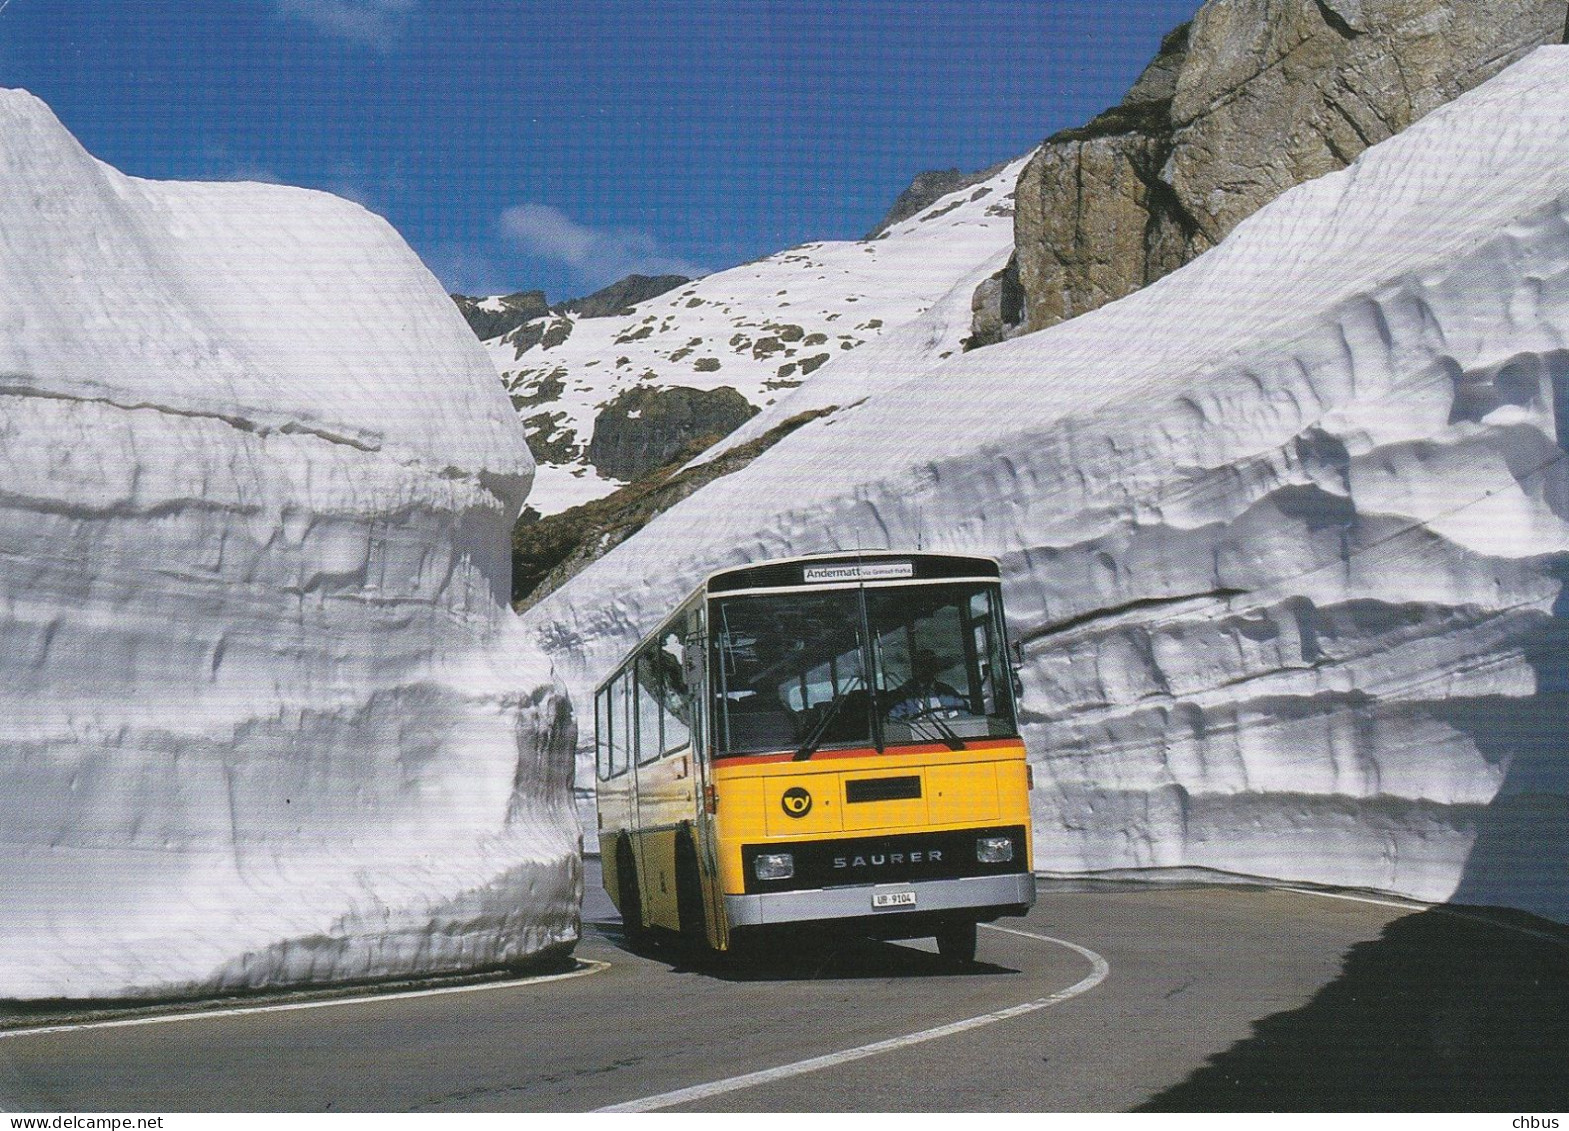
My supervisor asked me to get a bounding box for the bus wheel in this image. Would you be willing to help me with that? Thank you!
[675,835,714,965]
[616,840,647,951]
[935,920,978,963]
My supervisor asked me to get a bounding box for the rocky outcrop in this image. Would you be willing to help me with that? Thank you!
[585,384,758,482]
[966,260,1027,350]
[865,163,1009,239]
[454,276,689,351]
[502,314,575,357]
[513,406,836,608]
[989,0,1566,341]
[520,410,582,464]
[560,273,690,318]
[451,290,551,342]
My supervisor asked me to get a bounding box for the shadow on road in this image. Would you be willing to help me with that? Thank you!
[1139,906,1569,1112]
[586,917,1018,982]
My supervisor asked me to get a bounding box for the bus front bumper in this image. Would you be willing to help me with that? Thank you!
[724,872,1036,928]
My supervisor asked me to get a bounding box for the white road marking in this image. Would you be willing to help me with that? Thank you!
[1278,886,1433,913]
[1283,885,1569,950]
[0,960,609,1040]
[597,925,1110,1113]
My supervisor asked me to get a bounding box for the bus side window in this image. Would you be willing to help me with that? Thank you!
[659,628,692,754]
[608,674,630,777]
[635,654,663,766]
[969,591,997,715]
[595,689,609,780]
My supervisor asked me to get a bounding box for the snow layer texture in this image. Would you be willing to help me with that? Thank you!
[484,158,1026,515]
[526,49,1569,923]
[0,90,579,1000]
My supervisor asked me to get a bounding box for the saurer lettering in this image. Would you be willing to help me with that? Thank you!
[832,849,943,868]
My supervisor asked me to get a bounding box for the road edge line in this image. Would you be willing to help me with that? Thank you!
[597,926,1109,1113]
[0,960,610,1040]
[1281,885,1569,950]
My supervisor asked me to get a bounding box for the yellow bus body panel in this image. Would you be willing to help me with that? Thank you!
[710,738,1031,898]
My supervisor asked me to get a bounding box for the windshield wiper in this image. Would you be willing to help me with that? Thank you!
[793,679,862,761]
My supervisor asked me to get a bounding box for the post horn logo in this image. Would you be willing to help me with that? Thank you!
[781,786,812,818]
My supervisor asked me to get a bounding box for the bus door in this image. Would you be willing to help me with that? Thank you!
[630,653,660,903]
[624,609,708,935]
[602,666,643,913]
[682,606,727,945]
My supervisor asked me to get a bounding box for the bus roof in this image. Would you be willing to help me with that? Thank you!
[705,550,1000,595]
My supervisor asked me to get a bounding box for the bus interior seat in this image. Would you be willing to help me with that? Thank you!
[722,698,798,752]
[813,689,871,745]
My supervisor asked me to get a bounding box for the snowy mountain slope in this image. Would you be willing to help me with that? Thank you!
[524,48,1569,922]
[0,89,578,1000]
[482,156,1027,515]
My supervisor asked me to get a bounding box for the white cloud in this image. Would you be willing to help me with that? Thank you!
[273,0,417,49]
[500,203,707,290]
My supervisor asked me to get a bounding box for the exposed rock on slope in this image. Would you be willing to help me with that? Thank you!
[473,156,1026,518]
[560,273,691,319]
[0,90,579,1000]
[985,0,1566,342]
[512,405,837,609]
[455,275,690,353]
[453,289,552,342]
[586,384,758,482]
[525,49,1569,923]
[864,162,1009,239]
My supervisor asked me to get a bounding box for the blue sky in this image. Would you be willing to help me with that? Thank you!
[0,0,1204,302]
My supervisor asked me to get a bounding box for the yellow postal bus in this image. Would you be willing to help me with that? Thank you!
[594,552,1035,962]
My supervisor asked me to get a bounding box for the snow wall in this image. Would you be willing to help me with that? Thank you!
[525,48,1569,924]
[0,90,580,1001]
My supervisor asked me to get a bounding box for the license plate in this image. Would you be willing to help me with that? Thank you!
[872,890,917,909]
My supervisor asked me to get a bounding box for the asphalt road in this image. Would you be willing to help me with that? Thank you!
[2,862,1566,1113]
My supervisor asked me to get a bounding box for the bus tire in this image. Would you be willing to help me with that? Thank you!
[675,834,714,964]
[935,919,978,963]
[616,839,648,951]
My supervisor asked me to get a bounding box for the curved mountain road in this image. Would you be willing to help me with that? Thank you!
[3,863,1566,1112]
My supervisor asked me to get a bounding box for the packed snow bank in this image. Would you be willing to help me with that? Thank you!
[0,89,579,1000]
[525,48,1569,922]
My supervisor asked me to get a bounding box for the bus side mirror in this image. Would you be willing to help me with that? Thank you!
[683,632,704,689]
[1009,640,1024,698]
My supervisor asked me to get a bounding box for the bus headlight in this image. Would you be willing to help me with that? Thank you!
[754,852,795,880]
[976,836,1014,864]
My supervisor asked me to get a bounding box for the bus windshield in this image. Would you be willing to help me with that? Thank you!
[711,581,1016,756]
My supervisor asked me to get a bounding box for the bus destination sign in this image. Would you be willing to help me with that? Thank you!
[802,560,915,584]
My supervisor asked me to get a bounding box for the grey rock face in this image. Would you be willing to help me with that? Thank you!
[559,274,691,319]
[453,275,689,351]
[586,385,758,482]
[1168,0,1556,244]
[1000,21,1194,339]
[521,411,582,464]
[966,260,1027,350]
[865,163,1010,240]
[502,315,575,358]
[1003,0,1565,337]
[450,290,551,342]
